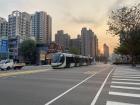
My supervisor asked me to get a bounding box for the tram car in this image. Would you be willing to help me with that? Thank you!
[51,52,92,69]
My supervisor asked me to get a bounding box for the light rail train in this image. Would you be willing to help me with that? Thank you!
[51,52,93,69]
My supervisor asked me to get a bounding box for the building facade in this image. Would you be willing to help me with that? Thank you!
[103,43,109,59]
[94,35,99,58]
[31,11,52,44]
[70,35,81,54]
[8,11,31,59]
[8,11,31,38]
[55,30,70,51]
[0,17,8,37]
[81,27,98,57]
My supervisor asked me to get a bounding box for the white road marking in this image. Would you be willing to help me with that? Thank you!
[106,67,140,105]
[109,91,140,98]
[112,76,140,79]
[111,85,140,90]
[90,68,115,105]
[44,68,108,105]
[113,72,140,74]
[112,78,140,82]
[106,101,138,105]
[112,81,140,85]
[113,73,140,76]
[113,74,140,77]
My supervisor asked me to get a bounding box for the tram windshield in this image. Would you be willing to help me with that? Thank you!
[52,53,65,63]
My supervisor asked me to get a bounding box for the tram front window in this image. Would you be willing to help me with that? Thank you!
[59,54,65,63]
[52,54,64,63]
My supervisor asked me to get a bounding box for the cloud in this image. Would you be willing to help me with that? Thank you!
[59,0,126,26]
[71,16,95,24]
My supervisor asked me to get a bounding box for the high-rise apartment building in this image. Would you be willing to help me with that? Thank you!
[46,15,52,44]
[103,43,109,59]
[94,35,99,57]
[31,11,52,44]
[81,28,90,56]
[8,10,31,38]
[55,30,70,50]
[81,27,98,57]
[0,17,8,37]
[8,10,31,59]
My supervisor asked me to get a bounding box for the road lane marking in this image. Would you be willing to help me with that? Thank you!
[90,68,115,105]
[112,78,140,82]
[112,81,140,85]
[111,85,140,90]
[109,91,140,98]
[84,71,96,74]
[44,68,110,105]
[0,70,48,78]
[106,101,138,105]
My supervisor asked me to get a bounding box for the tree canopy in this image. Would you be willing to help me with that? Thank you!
[69,47,80,55]
[20,39,36,64]
[108,3,140,65]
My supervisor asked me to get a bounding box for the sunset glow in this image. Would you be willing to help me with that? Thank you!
[0,0,139,53]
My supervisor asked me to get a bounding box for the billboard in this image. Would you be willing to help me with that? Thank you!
[0,39,8,53]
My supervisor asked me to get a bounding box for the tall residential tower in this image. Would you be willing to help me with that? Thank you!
[55,30,70,51]
[81,27,98,57]
[0,17,8,37]
[103,43,109,59]
[8,10,31,59]
[8,11,31,38]
[31,11,52,44]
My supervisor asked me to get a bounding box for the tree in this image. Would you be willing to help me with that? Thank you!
[114,42,129,55]
[69,47,80,55]
[20,39,36,64]
[108,3,140,66]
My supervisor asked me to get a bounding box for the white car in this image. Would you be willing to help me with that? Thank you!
[0,59,14,70]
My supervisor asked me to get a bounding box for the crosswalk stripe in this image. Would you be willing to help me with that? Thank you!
[113,74,140,76]
[114,72,140,74]
[109,91,140,98]
[111,85,140,90]
[106,101,138,105]
[112,81,140,85]
[106,67,140,105]
[112,76,140,79]
[113,75,140,77]
[112,78,140,82]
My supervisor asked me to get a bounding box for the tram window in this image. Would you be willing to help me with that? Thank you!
[60,55,65,63]
[71,57,75,63]
[66,57,75,63]
[52,54,59,63]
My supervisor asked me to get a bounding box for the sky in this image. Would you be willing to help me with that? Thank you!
[0,0,140,54]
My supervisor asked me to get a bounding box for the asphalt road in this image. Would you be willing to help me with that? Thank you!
[0,64,139,105]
